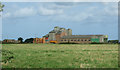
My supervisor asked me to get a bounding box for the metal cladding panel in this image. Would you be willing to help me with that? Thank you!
[91,38,100,43]
[66,29,72,36]
[48,33,56,41]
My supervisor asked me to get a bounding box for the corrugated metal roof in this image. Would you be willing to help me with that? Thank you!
[43,34,49,37]
[72,35,103,36]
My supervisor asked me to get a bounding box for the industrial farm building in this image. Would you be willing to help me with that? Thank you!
[60,35,108,44]
[43,26,108,44]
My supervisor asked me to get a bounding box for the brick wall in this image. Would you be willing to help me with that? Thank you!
[55,32,67,43]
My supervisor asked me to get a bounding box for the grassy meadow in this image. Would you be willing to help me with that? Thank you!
[1,44,118,68]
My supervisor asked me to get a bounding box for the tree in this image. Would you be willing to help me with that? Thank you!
[18,37,23,43]
[108,40,119,44]
[0,2,4,12]
[24,38,33,43]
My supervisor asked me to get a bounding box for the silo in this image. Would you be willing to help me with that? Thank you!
[67,29,72,36]
[48,31,56,41]
[54,26,60,32]
[60,28,65,32]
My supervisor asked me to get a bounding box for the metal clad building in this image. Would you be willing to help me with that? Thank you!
[60,35,108,44]
[43,26,108,44]
[43,26,72,42]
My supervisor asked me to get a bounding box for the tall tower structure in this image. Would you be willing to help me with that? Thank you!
[67,29,72,36]
[54,26,60,32]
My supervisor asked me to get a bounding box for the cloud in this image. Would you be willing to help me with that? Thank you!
[54,2,77,6]
[2,2,80,18]
[3,3,65,18]
[38,6,64,16]
[3,7,37,18]
[52,2,118,23]
[14,7,37,17]
[52,11,93,23]
[1,0,119,2]
[3,2,118,23]
[45,3,71,9]
[2,3,96,23]
[103,2,118,16]
[3,12,11,18]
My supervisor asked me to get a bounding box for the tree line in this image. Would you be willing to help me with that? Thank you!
[18,37,34,43]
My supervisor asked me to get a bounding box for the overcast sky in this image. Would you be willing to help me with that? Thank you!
[2,2,118,40]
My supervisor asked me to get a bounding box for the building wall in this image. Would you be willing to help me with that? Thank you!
[44,37,49,43]
[2,39,20,43]
[55,32,67,43]
[53,34,108,44]
[89,35,108,43]
[66,29,72,36]
[99,35,108,43]
[59,38,91,44]
[55,34,61,43]
[48,33,56,41]
[33,38,45,43]
[90,35,108,43]
[99,36,104,42]
[91,38,99,43]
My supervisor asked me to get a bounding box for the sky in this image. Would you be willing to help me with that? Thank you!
[2,2,118,40]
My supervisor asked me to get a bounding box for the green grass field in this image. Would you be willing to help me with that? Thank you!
[1,44,118,68]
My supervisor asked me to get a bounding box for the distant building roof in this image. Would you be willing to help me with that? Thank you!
[54,26,59,28]
[72,35,104,36]
[49,30,56,33]
[61,35,104,39]
[43,34,49,37]
[4,39,12,40]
